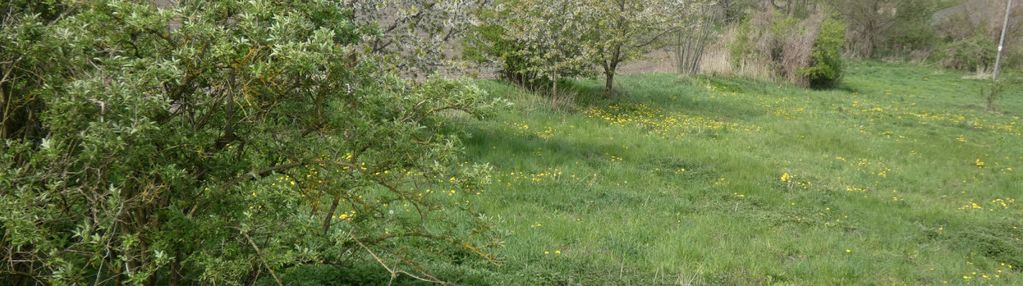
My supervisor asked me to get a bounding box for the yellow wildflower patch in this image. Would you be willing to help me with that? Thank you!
[583,103,757,138]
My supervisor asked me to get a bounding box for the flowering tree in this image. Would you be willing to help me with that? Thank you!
[472,0,596,97]
[473,0,706,97]
[1,1,499,285]
[345,0,488,77]
[583,0,707,96]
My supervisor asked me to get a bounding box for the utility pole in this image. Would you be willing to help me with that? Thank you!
[993,0,1014,81]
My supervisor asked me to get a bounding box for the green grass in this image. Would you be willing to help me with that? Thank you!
[445,62,1023,285]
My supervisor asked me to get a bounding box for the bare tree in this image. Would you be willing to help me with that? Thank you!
[829,0,898,58]
[674,3,723,75]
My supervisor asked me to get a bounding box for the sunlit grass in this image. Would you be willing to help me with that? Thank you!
[446,62,1023,285]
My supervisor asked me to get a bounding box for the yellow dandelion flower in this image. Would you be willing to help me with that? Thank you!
[780,172,792,183]
[976,159,985,168]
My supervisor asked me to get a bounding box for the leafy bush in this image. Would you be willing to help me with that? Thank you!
[1,1,499,285]
[261,264,388,286]
[0,0,70,140]
[802,18,846,88]
[936,33,997,72]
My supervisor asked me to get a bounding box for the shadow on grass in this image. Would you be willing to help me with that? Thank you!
[459,120,618,170]
[491,76,772,123]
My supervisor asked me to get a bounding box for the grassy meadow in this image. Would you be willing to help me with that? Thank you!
[443,62,1023,285]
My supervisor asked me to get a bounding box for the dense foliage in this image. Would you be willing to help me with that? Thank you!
[346,0,485,76]
[0,0,70,141]
[1,1,499,285]
[469,0,596,97]
[802,18,845,88]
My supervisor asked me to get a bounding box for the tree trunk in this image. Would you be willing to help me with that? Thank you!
[552,79,558,99]
[604,48,620,98]
[604,69,615,97]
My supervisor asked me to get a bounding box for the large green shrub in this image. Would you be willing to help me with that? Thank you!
[1,1,498,285]
[802,18,846,88]
[936,33,997,71]
[0,0,71,140]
